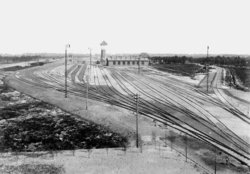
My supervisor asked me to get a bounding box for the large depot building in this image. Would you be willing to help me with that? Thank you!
[105,56,149,66]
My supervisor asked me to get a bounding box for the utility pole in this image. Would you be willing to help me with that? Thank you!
[207,46,209,93]
[86,48,92,111]
[138,56,141,74]
[214,148,217,174]
[86,68,89,111]
[185,133,188,162]
[65,44,70,98]
[88,48,92,65]
[134,93,140,148]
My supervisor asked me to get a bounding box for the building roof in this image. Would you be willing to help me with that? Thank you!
[107,56,149,61]
[100,41,108,46]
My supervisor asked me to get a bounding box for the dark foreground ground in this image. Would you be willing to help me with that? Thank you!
[0,84,128,152]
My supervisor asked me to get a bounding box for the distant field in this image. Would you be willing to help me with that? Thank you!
[151,64,202,76]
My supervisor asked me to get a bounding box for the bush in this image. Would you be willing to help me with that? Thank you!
[0,114,128,152]
[0,164,65,174]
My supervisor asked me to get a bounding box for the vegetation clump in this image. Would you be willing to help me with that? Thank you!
[0,163,65,174]
[0,91,128,152]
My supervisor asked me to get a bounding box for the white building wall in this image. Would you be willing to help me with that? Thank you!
[108,60,149,66]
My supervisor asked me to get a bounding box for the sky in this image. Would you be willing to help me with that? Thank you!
[0,0,249,55]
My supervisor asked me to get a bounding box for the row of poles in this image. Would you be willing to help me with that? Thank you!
[132,46,217,173]
[63,45,218,173]
[64,44,141,151]
[65,45,210,98]
[135,91,215,174]
[134,98,218,174]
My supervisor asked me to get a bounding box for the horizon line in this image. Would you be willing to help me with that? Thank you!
[1,52,250,57]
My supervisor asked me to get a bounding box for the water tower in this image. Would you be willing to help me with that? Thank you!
[100,40,107,65]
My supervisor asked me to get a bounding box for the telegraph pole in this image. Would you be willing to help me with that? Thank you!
[88,48,92,65]
[65,44,70,98]
[134,93,140,148]
[86,68,89,111]
[206,46,209,93]
[185,133,188,162]
[214,148,217,174]
[138,56,141,74]
[86,48,92,111]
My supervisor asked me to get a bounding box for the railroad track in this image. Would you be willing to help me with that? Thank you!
[211,67,250,123]
[95,66,250,164]
[12,62,250,166]
[108,68,250,156]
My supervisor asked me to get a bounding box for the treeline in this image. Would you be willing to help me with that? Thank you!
[0,55,43,63]
[149,55,249,67]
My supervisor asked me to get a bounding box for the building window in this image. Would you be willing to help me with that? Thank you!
[127,61,130,65]
[118,61,120,65]
[113,61,116,65]
[132,61,135,65]
[123,61,125,65]
[141,61,144,65]
[137,61,139,65]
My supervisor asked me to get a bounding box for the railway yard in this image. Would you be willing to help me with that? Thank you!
[2,59,250,173]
